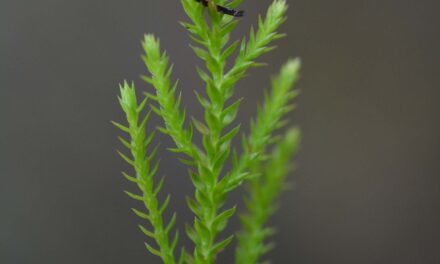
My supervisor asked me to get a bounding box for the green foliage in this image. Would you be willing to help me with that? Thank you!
[236,128,301,264]
[113,82,182,264]
[113,0,302,263]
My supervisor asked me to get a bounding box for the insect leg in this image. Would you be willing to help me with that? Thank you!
[216,5,244,17]
[194,0,244,17]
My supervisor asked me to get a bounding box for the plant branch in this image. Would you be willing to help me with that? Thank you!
[236,128,301,264]
[113,82,180,264]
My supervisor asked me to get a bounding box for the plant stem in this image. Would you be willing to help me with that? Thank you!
[114,82,178,264]
[236,128,300,264]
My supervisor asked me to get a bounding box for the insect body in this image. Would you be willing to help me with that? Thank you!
[195,0,244,17]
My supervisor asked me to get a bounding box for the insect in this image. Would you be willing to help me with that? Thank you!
[195,0,244,17]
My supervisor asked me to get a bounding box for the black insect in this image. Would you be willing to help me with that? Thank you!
[195,0,244,17]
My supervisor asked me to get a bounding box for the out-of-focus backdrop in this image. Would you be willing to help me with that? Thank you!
[1,0,439,263]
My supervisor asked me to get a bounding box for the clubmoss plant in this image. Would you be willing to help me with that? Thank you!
[113,0,301,263]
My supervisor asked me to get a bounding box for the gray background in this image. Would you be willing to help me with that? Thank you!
[1,0,439,263]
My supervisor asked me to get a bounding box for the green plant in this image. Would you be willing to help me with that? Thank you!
[113,0,301,263]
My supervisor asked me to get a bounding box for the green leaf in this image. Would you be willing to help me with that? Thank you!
[117,150,136,166]
[185,223,198,244]
[122,171,139,184]
[190,45,209,60]
[145,243,162,257]
[159,195,171,214]
[153,177,165,196]
[118,136,132,150]
[221,98,242,126]
[171,231,180,251]
[124,191,144,201]
[219,124,241,146]
[211,235,234,254]
[212,206,236,232]
[191,117,210,135]
[111,121,130,133]
[221,41,239,61]
[131,208,151,221]
[165,213,177,234]
[139,225,156,238]
[186,196,201,216]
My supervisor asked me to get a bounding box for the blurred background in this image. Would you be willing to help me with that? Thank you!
[1,0,439,263]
